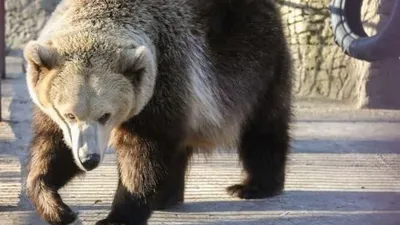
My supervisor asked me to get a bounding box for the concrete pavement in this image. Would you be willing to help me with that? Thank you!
[0,56,399,225]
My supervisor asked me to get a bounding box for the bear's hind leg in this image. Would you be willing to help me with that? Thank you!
[227,73,292,200]
[26,109,83,224]
[227,108,290,199]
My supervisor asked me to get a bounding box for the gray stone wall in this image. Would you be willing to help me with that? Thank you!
[278,0,357,101]
[5,0,60,51]
[277,0,383,103]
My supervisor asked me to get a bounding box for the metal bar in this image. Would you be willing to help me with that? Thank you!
[0,0,4,122]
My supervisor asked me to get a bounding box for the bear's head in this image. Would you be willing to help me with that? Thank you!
[23,36,157,171]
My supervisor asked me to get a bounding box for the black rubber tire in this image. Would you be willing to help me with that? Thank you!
[329,0,400,62]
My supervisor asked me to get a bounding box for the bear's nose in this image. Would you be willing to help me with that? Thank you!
[81,154,101,171]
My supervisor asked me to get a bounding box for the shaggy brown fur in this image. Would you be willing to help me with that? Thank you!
[26,107,83,224]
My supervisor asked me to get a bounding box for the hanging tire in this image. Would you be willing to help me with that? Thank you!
[329,0,400,62]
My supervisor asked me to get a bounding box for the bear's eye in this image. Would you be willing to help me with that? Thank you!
[98,113,111,125]
[64,113,76,120]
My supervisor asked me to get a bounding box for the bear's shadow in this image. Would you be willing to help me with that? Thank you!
[21,190,400,224]
[154,190,400,225]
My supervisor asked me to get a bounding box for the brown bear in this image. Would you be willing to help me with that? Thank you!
[23,0,293,224]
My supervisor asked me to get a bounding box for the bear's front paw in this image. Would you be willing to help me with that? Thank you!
[227,183,283,199]
[39,203,77,225]
[28,176,78,225]
[96,218,147,225]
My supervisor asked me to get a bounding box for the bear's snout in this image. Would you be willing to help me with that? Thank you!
[80,153,101,171]
[70,121,108,171]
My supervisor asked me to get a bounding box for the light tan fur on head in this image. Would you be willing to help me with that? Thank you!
[24,41,59,109]
[24,33,157,171]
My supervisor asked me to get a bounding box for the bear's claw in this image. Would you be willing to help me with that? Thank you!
[227,183,282,199]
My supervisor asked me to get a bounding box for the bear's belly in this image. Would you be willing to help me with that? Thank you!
[184,119,241,151]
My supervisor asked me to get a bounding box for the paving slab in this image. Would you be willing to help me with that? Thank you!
[0,56,399,225]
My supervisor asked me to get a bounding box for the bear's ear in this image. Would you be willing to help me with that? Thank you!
[118,45,157,115]
[24,41,58,87]
[23,41,59,108]
[118,45,156,80]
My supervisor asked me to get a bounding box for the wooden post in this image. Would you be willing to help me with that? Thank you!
[0,0,4,121]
